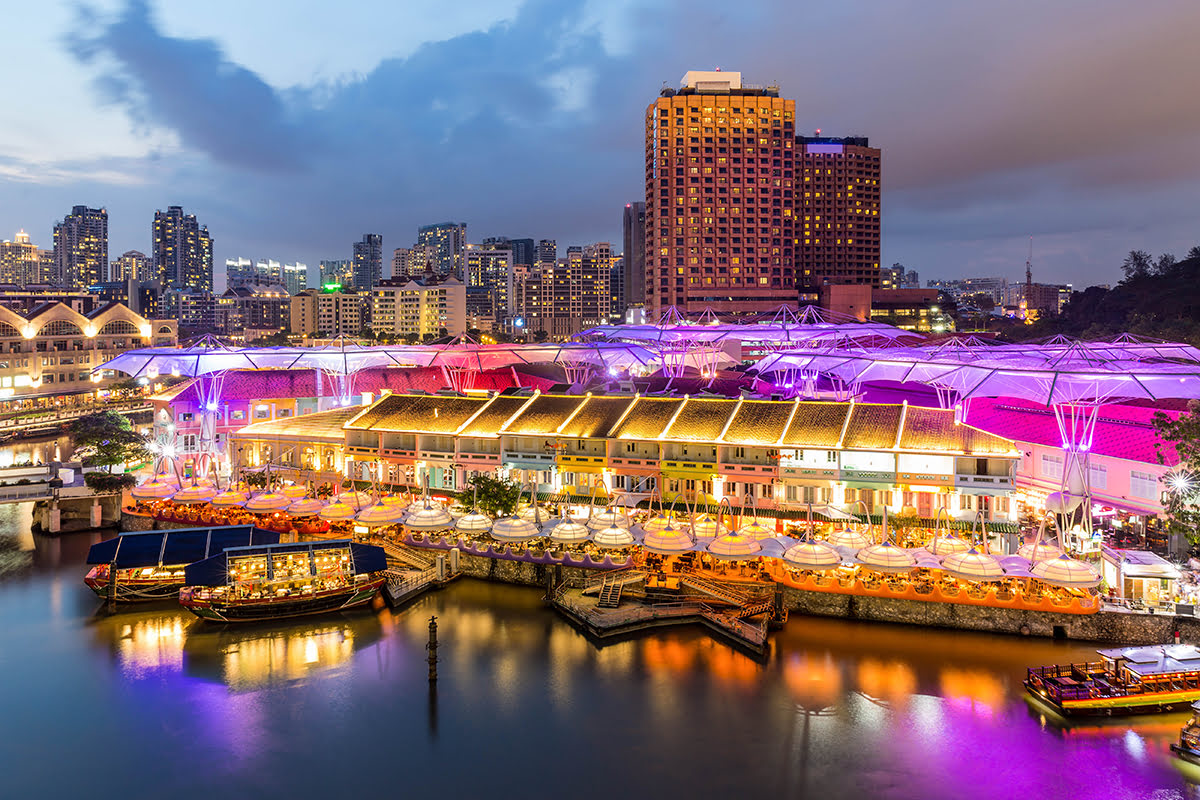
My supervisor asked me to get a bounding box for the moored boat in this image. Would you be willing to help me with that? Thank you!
[179,540,387,623]
[1171,701,1200,765]
[1025,644,1200,716]
[85,525,280,602]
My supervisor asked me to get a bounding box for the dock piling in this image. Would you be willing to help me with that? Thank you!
[427,615,439,683]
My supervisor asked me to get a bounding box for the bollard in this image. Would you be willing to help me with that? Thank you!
[426,615,439,683]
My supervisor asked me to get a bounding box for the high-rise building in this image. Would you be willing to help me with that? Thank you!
[352,233,383,289]
[795,135,881,297]
[282,262,308,295]
[536,239,557,266]
[226,257,260,287]
[417,222,466,277]
[391,245,436,281]
[54,205,109,288]
[465,243,513,323]
[111,250,153,283]
[319,259,353,287]
[517,242,611,338]
[0,231,44,285]
[371,276,467,341]
[622,201,646,317]
[289,286,371,337]
[645,71,796,316]
[152,206,213,292]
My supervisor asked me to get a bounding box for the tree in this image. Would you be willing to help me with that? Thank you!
[68,412,149,471]
[1153,403,1200,544]
[1188,246,1200,261]
[1154,253,1178,275]
[466,473,522,518]
[84,472,137,494]
[1121,250,1153,280]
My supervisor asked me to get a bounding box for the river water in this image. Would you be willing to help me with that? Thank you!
[1,502,1197,798]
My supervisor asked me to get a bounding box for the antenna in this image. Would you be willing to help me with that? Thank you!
[1025,236,1033,291]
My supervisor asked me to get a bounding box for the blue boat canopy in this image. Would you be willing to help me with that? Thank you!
[184,540,386,587]
[87,526,281,568]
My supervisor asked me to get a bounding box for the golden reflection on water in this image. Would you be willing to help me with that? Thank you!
[207,624,357,692]
[784,651,842,710]
[856,658,917,704]
[114,613,185,679]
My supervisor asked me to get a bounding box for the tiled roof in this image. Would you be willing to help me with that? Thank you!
[967,398,1179,466]
[842,404,902,450]
[458,396,529,437]
[780,402,850,448]
[609,397,684,439]
[722,399,795,445]
[899,406,1014,455]
[233,407,360,441]
[345,393,489,433]
[664,398,733,441]
[558,395,637,438]
[503,394,586,435]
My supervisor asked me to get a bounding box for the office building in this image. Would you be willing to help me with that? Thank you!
[111,250,153,283]
[536,239,557,266]
[282,262,307,295]
[152,206,213,292]
[53,206,109,288]
[645,71,796,316]
[319,259,353,287]
[0,231,43,285]
[417,222,466,277]
[371,276,466,341]
[352,234,383,290]
[622,202,646,318]
[796,135,881,297]
[290,287,371,337]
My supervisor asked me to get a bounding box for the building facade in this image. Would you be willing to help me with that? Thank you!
[54,206,109,288]
[645,71,796,316]
[0,231,43,285]
[318,259,353,287]
[795,136,882,298]
[152,206,213,292]
[516,243,612,338]
[290,287,371,337]
[215,284,291,338]
[416,223,466,278]
[371,276,466,341]
[111,250,153,283]
[622,201,646,319]
[352,234,383,290]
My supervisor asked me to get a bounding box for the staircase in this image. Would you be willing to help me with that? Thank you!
[376,539,435,570]
[678,572,754,607]
[733,599,772,619]
[597,573,624,609]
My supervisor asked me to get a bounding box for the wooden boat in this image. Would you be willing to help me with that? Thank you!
[1025,644,1200,716]
[84,526,280,602]
[179,540,387,623]
[1171,701,1200,765]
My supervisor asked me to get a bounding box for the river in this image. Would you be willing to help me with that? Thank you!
[1,505,1197,798]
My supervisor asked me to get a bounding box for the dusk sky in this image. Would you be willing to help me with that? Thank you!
[2,0,1198,289]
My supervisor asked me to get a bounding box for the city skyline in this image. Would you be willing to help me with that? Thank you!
[1,0,1198,289]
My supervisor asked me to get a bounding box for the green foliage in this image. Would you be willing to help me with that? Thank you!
[84,472,137,494]
[466,473,522,518]
[243,471,269,489]
[1153,403,1200,544]
[67,411,149,471]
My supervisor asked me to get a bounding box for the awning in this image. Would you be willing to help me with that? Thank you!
[86,525,280,568]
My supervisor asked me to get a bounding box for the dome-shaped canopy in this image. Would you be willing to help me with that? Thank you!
[244,492,291,512]
[210,489,249,507]
[737,520,777,540]
[405,503,453,531]
[287,497,326,516]
[1017,542,1065,562]
[940,548,1005,582]
[783,540,842,570]
[356,502,407,527]
[643,524,696,554]
[828,527,873,550]
[518,505,550,524]
[856,541,917,573]
[707,533,763,559]
[689,514,724,538]
[593,525,635,548]
[545,517,591,543]
[331,491,371,509]
[131,479,177,500]
[640,513,675,534]
[587,509,631,530]
[279,484,308,499]
[172,483,217,504]
[490,516,541,542]
[455,511,493,533]
[926,534,970,556]
[381,495,409,507]
[318,501,359,521]
[1031,554,1101,588]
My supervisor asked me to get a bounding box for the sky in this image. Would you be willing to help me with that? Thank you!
[1,0,1198,290]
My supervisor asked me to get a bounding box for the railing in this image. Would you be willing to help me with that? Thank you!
[385,566,437,600]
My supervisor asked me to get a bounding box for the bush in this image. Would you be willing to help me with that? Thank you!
[84,472,137,494]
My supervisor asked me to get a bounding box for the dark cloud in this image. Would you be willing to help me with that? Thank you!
[50,0,1200,288]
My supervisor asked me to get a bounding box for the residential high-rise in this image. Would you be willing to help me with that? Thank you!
[392,245,436,281]
[371,276,467,341]
[622,202,646,317]
[54,205,109,288]
[465,243,513,322]
[536,239,556,266]
[417,222,466,277]
[352,233,383,289]
[282,262,308,295]
[0,231,44,285]
[152,206,213,292]
[517,242,611,338]
[319,259,353,287]
[645,71,795,316]
[111,250,153,283]
[795,135,881,297]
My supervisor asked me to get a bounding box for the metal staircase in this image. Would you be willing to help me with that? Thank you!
[597,573,624,609]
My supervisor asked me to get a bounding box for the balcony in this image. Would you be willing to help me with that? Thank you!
[955,473,1014,491]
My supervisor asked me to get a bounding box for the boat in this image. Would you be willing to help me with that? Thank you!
[84,525,280,602]
[1025,644,1200,716]
[179,540,387,623]
[1171,701,1200,765]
